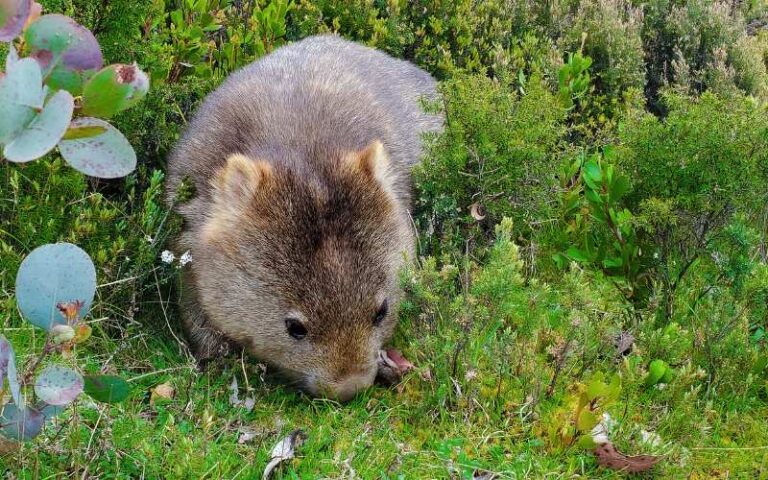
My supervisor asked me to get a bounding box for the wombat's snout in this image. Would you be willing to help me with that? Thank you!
[310,368,377,402]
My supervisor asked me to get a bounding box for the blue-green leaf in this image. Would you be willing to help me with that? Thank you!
[0,57,43,144]
[15,243,96,331]
[0,335,22,408]
[3,89,74,162]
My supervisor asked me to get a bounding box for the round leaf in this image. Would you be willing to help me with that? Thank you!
[0,57,43,145]
[83,375,131,403]
[3,89,74,162]
[0,0,30,41]
[15,242,96,331]
[58,117,136,178]
[34,365,83,406]
[0,403,44,441]
[24,14,103,94]
[82,63,149,119]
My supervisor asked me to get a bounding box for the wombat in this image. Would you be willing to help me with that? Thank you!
[166,35,442,401]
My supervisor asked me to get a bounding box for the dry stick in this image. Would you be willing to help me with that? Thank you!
[21,336,54,387]
[546,338,573,398]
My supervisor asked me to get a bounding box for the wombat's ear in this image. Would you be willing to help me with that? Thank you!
[347,140,394,195]
[212,153,273,206]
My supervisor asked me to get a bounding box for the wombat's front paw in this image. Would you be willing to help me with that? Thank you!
[189,330,236,369]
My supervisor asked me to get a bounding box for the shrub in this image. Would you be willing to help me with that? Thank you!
[413,71,566,255]
[555,89,768,322]
[642,0,768,109]
[559,0,645,104]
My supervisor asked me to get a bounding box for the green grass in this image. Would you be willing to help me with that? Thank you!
[2,219,767,478]
[2,0,768,478]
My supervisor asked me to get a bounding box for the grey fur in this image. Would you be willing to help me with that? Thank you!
[166,35,442,400]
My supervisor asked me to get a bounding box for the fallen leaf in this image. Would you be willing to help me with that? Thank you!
[590,413,615,444]
[473,471,497,480]
[470,202,486,221]
[594,441,661,473]
[238,427,258,444]
[262,429,304,479]
[228,376,240,406]
[150,382,174,405]
[229,376,255,412]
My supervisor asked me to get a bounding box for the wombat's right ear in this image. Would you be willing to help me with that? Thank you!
[211,154,273,206]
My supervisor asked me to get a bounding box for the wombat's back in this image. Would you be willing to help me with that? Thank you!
[167,35,442,216]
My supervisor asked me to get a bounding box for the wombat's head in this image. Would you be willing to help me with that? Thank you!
[195,141,414,401]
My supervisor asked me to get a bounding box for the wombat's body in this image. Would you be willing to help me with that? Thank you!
[166,35,441,400]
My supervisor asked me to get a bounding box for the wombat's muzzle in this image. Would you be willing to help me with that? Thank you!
[311,369,377,402]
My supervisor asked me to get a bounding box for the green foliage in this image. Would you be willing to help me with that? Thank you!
[558,51,592,109]
[559,0,645,104]
[642,0,768,108]
[144,0,294,83]
[545,372,621,450]
[0,5,149,177]
[414,71,566,255]
[554,149,643,304]
[3,0,768,476]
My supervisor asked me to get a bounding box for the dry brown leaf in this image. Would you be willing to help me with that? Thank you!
[594,441,661,473]
[262,429,305,479]
[150,382,175,405]
[470,202,486,221]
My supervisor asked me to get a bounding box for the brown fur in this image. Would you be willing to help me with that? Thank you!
[166,35,441,400]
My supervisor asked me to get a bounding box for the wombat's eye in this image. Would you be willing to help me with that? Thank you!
[285,317,307,340]
[373,299,388,326]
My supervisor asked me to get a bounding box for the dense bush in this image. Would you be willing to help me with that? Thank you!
[642,0,768,108]
[414,72,566,255]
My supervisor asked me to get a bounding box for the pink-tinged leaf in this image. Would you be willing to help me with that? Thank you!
[24,14,103,94]
[384,349,415,372]
[0,0,30,41]
[58,117,136,178]
[34,365,83,406]
[376,349,416,386]
[0,403,44,441]
[81,63,150,118]
[22,0,39,29]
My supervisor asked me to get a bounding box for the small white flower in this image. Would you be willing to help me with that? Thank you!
[145,235,154,243]
[161,250,175,264]
[179,250,193,266]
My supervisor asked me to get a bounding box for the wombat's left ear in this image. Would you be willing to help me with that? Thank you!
[347,140,394,195]
[212,153,273,207]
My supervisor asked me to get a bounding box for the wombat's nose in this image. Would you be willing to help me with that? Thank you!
[327,372,375,402]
